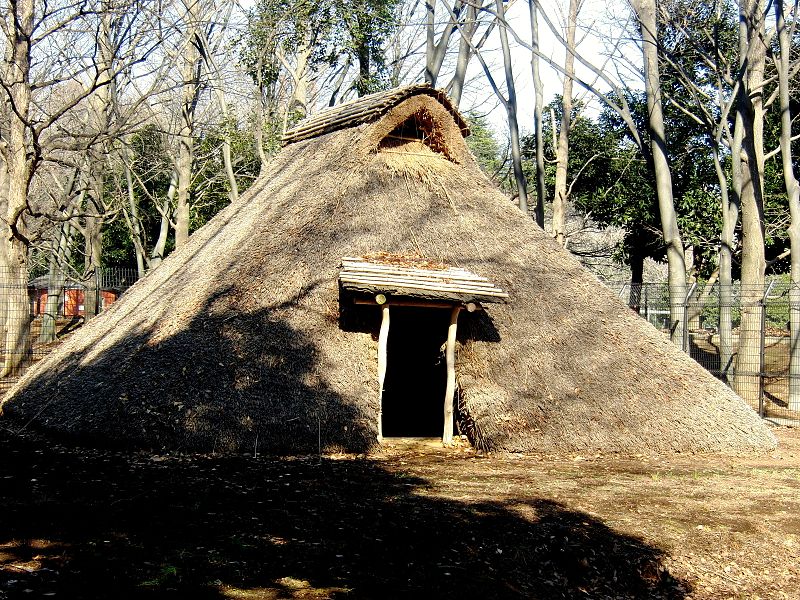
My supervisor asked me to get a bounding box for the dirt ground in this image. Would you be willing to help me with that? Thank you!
[0,426,798,599]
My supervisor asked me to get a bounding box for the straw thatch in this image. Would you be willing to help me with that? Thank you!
[1,86,775,454]
[280,84,469,145]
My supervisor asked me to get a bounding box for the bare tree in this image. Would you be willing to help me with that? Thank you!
[528,0,546,227]
[551,0,582,247]
[522,1,689,342]
[174,0,205,248]
[774,0,800,411]
[423,0,463,86]
[445,0,501,107]
[0,0,163,372]
[0,0,35,375]
[732,0,768,401]
[83,4,120,320]
[629,0,688,344]
[494,0,529,213]
[197,5,240,204]
[448,0,479,105]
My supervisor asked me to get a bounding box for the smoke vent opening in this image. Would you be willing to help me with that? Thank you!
[378,109,454,161]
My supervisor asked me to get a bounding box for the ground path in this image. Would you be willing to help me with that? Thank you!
[0,426,798,598]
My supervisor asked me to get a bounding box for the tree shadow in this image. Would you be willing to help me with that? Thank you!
[688,336,722,374]
[0,430,689,599]
[3,285,375,454]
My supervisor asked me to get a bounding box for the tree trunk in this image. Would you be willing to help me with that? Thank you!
[123,156,147,278]
[552,0,579,246]
[687,271,719,331]
[450,2,477,106]
[732,0,767,404]
[83,208,103,320]
[215,95,238,205]
[0,0,34,378]
[427,1,461,88]
[175,1,202,248]
[632,0,687,344]
[150,171,178,268]
[175,111,193,248]
[713,141,738,384]
[629,249,644,313]
[356,14,371,98]
[495,0,529,215]
[199,25,241,205]
[253,50,271,173]
[775,0,800,411]
[289,44,311,118]
[425,0,436,84]
[83,8,115,319]
[1,238,31,377]
[0,160,8,347]
[529,0,546,228]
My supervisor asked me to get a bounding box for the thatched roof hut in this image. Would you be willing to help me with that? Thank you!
[1,85,775,454]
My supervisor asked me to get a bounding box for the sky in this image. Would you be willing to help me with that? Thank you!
[452,0,643,137]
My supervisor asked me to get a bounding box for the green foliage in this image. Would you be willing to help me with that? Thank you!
[465,113,504,182]
[518,3,763,279]
[656,0,793,275]
[525,97,666,269]
[531,76,726,277]
[190,120,261,233]
[243,0,400,99]
[242,0,336,89]
[333,0,400,95]
[100,120,261,269]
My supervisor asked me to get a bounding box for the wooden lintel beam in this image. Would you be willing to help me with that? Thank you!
[353,297,483,311]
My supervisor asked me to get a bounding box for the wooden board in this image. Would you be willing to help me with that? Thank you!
[339,257,509,304]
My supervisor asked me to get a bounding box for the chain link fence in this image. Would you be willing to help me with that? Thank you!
[606,280,800,424]
[0,267,138,387]
[1,268,798,426]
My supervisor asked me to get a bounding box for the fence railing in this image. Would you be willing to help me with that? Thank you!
[0,267,139,383]
[1,269,798,425]
[605,280,800,424]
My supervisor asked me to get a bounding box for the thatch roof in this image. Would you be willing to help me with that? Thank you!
[0,86,775,455]
[282,84,469,145]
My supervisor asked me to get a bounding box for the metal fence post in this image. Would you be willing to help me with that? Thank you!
[95,268,102,315]
[682,282,696,354]
[758,281,775,418]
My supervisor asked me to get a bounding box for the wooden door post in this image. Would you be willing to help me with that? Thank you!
[377,305,390,441]
[443,305,461,445]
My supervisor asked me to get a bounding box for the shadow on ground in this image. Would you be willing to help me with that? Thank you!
[1,285,687,598]
[0,429,688,599]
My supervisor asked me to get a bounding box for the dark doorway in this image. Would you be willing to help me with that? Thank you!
[382,307,449,437]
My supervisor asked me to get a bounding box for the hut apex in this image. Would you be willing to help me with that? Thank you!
[1,85,776,456]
